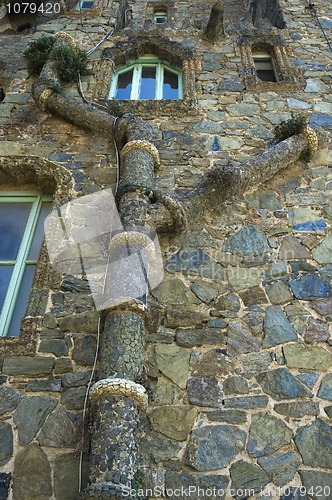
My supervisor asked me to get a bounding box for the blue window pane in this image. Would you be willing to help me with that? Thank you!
[0,203,31,260]
[0,266,13,314]
[139,67,156,100]
[6,265,35,337]
[163,69,179,99]
[28,202,52,260]
[115,69,133,99]
[81,0,94,8]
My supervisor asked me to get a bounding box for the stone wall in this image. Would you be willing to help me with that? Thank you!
[0,0,332,499]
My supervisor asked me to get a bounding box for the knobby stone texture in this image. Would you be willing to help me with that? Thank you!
[0,0,332,499]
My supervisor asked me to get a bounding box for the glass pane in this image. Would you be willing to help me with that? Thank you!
[163,69,179,99]
[115,69,133,99]
[28,202,52,260]
[0,203,31,260]
[0,266,13,314]
[256,70,276,82]
[139,67,156,100]
[6,265,35,337]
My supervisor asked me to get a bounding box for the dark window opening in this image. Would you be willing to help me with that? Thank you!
[253,54,277,82]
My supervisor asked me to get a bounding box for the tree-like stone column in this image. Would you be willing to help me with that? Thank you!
[82,138,159,499]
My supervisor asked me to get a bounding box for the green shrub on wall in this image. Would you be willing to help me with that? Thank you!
[24,35,55,76]
[25,36,90,83]
[52,44,90,83]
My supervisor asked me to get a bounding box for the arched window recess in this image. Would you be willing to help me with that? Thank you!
[108,55,182,101]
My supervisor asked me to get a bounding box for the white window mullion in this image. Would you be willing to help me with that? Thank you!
[0,196,41,337]
[131,65,142,99]
[156,63,163,100]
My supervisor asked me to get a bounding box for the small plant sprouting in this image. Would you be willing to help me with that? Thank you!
[52,44,90,83]
[24,35,55,76]
[274,113,307,142]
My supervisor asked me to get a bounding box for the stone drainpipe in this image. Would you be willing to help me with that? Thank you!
[82,128,160,498]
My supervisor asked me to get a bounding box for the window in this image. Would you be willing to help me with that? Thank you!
[109,56,182,100]
[154,10,167,24]
[253,52,277,82]
[0,192,52,337]
[76,0,94,11]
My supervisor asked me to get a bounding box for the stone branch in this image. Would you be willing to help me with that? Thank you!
[184,132,317,214]
[202,1,225,42]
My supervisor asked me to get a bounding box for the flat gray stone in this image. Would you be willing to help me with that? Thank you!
[304,317,330,343]
[263,306,298,347]
[310,112,332,129]
[204,409,247,425]
[0,473,11,500]
[224,396,268,409]
[289,274,331,300]
[227,319,261,356]
[257,368,312,400]
[240,352,271,372]
[176,327,226,348]
[154,376,182,405]
[239,286,268,306]
[305,78,330,93]
[230,460,269,499]
[152,276,200,306]
[247,413,292,457]
[149,406,197,441]
[72,334,98,366]
[313,236,332,264]
[194,349,236,377]
[310,297,332,316]
[38,405,76,447]
[54,453,80,500]
[299,470,332,500]
[223,376,249,395]
[185,425,246,471]
[165,248,212,273]
[0,422,13,467]
[278,236,310,260]
[318,374,332,401]
[26,379,62,392]
[223,224,269,264]
[295,419,332,467]
[191,280,219,303]
[154,344,190,389]
[38,339,68,356]
[274,401,320,418]
[258,451,300,487]
[140,433,182,463]
[61,386,87,411]
[13,443,52,500]
[187,377,223,407]
[2,356,54,376]
[13,396,57,445]
[242,311,264,335]
[0,386,23,415]
[265,280,293,305]
[215,292,240,313]
[61,371,91,388]
[284,344,332,371]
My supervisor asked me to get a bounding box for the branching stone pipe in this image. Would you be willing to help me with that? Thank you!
[185,128,320,213]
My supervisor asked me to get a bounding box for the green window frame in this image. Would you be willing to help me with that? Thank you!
[0,192,52,337]
[108,57,183,100]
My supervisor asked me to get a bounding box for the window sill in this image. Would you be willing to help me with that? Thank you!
[105,98,198,118]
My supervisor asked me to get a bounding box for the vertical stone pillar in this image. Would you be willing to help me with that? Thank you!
[82,138,159,499]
